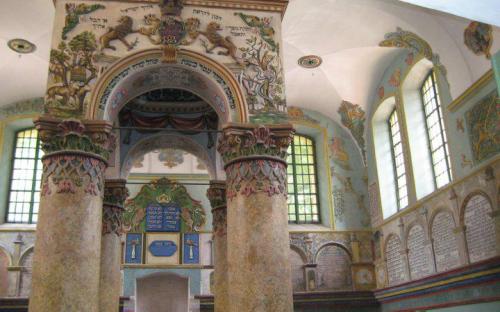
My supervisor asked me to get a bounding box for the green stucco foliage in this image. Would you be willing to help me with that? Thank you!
[123,178,206,233]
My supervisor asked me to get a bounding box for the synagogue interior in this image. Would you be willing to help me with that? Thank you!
[0,0,499,311]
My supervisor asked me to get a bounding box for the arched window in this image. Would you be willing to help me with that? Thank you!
[420,71,452,188]
[388,109,408,210]
[287,134,320,224]
[6,128,43,224]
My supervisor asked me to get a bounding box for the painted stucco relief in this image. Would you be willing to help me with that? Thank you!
[464,21,493,59]
[465,90,500,163]
[47,1,285,121]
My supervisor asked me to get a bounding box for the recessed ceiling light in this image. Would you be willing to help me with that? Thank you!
[8,39,36,54]
[298,55,322,69]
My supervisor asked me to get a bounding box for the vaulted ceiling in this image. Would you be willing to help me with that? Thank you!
[0,0,499,124]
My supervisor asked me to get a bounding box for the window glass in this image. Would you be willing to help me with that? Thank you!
[287,135,320,223]
[7,129,43,224]
[389,109,408,210]
[421,71,452,188]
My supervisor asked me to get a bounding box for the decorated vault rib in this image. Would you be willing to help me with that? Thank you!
[123,177,206,233]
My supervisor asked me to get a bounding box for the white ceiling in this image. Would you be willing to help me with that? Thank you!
[398,0,500,27]
[0,0,498,123]
[0,0,53,107]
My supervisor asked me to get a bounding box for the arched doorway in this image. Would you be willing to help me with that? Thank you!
[88,48,249,124]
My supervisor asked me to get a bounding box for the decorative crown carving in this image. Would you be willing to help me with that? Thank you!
[160,0,184,16]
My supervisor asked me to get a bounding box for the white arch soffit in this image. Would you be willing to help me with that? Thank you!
[121,133,216,179]
[89,49,248,124]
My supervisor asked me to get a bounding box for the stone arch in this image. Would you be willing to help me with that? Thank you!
[289,245,306,292]
[460,191,496,263]
[136,272,189,312]
[19,246,34,297]
[314,242,352,291]
[0,247,11,297]
[429,207,460,272]
[88,48,248,123]
[384,233,407,286]
[121,132,216,179]
[405,222,433,280]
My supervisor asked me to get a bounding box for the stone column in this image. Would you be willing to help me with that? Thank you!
[99,179,129,312]
[206,181,227,312]
[29,117,113,312]
[217,124,295,312]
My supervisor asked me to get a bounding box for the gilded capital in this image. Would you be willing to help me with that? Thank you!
[217,123,295,167]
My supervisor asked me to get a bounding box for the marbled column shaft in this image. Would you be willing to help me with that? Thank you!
[29,117,114,312]
[99,179,129,312]
[218,124,295,312]
[206,181,227,312]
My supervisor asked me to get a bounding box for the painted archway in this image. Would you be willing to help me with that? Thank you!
[88,49,249,124]
[121,133,216,179]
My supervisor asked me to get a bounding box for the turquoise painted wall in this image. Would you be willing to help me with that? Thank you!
[288,107,370,230]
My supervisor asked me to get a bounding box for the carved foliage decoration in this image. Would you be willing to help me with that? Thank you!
[218,125,294,199]
[207,181,227,237]
[103,180,130,235]
[37,119,114,197]
[123,178,206,232]
[47,31,100,118]
[464,21,493,59]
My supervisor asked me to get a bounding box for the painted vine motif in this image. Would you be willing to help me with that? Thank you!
[63,3,105,39]
[464,21,493,59]
[338,101,366,163]
[465,90,500,163]
[123,178,206,232]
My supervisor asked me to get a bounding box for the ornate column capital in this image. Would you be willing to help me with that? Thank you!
[217,123,295,166]
[217,123,295,199]
[35,116,115,197]
[34,116,115,161]
[103,179,129,235]
[207,180,227,237]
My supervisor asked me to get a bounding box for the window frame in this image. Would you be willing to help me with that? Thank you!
[287,134,321,224]
[5,128,43,224]
[388,108,408,211]
[420,70,452,189]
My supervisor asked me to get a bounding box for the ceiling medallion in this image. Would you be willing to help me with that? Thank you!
[7,39,36,54]
[298,55,322,69]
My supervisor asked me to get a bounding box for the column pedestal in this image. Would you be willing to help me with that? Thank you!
[99,180,128,312]
[218,124,295,312]
[29,118,113,312]
[206,181,227,312]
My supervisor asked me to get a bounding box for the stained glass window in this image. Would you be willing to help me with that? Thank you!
[389,109,408,210]
[287,135,320,223]
[421,71,452,188]
[6,128,43,224]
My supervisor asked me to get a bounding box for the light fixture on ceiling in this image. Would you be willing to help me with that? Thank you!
[7,39,36,54]
[298,55,322,69]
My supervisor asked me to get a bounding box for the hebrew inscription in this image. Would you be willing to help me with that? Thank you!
[407,225,433,280]
[432,211,460,272]
[317,245,352,290]
[465,194,496,263]
[386,235,407,285]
